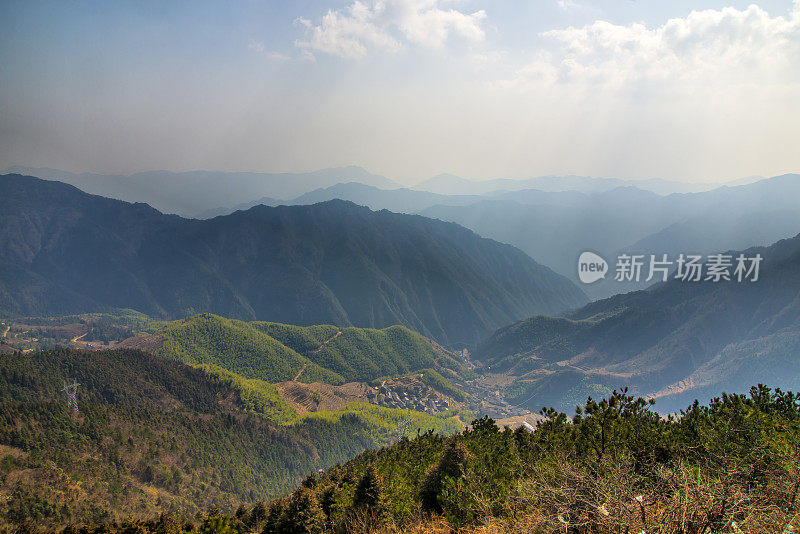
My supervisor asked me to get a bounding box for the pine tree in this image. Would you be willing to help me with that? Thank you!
[420,440,472,512]
[282,487,325,534]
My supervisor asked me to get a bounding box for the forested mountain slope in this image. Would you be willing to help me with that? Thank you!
[251,386,799,533]
[132,313,470,386]
[0,174,586,346]
[474,233,800,412]
[0,348,460,527]
[24,386,797,533]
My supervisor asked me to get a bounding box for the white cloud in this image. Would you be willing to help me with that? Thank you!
[249,40,290,61]
[500,4,800,91]
[469,49,508,69]
[266,51,290,61]
[556,0,578,11]
[248,40,266,54]
[296,0,486,59]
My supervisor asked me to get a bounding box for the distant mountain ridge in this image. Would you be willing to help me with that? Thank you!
[413,173,744,195]
[287,182,483,215]
[2,165,400,216]
[474,232,800,412]
[4,166,767,219]
[195,196,280,219]
[0,174,586,345]
[421,174,800,299]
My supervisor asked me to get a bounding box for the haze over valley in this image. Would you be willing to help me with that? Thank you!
[3,169,799,409]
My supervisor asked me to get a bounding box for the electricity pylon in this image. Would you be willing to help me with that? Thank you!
[391,418,413,444]
[62,379,79,412]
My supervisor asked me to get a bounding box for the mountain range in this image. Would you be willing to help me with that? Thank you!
[412,172,760,196]
[242,175,800,300]
[4,165,764,218]
[1,166,400,217]
[474,232,800,412]
[287,182,484,216]
[421,175,800,298]
[0,173,586,346]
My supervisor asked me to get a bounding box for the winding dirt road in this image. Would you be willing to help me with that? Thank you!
[292,330,343,381]
[311,330,342,353]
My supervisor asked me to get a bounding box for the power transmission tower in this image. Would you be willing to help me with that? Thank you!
[391,418,413,444]
[62,379,79,412]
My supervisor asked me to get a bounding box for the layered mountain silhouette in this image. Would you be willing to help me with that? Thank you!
[203,174,800,300]
[413,173,740,195]
[421,175,800,298]
[288,182,483,215]
[2,166,400,216]
[474,232,800,412]
[0,174,586,345]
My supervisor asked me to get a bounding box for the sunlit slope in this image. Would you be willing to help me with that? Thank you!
[154,314,469,387]
[0,347,461,526]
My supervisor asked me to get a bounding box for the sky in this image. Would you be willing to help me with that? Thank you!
[1,0,798,185]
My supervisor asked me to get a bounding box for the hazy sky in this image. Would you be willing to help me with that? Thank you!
[1,0,798,185]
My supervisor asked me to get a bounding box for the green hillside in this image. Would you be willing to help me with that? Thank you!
[0,348,461,529]
[155,314,469,388]
[196,364,299,425]
[157,314,344,384]
[254,321,468,382]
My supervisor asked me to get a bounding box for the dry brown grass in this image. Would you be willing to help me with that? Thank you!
[346,453,798,534]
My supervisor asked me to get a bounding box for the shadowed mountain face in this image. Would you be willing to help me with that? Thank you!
[0,174,586,346]
[473,233,800,412]
[222,175,799,301]
[421,175,800,299]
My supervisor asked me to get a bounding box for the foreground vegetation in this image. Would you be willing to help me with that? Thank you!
[34,385,798,533]
[0,349,462,529]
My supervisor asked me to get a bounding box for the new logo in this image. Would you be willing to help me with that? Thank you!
[578,251,608,284]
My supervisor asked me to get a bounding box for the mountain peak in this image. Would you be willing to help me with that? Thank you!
[0,174,586,346]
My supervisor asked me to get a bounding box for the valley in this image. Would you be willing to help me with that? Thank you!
[1,171,799,531]
[0,312,533,423]
[5,212,800,422]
